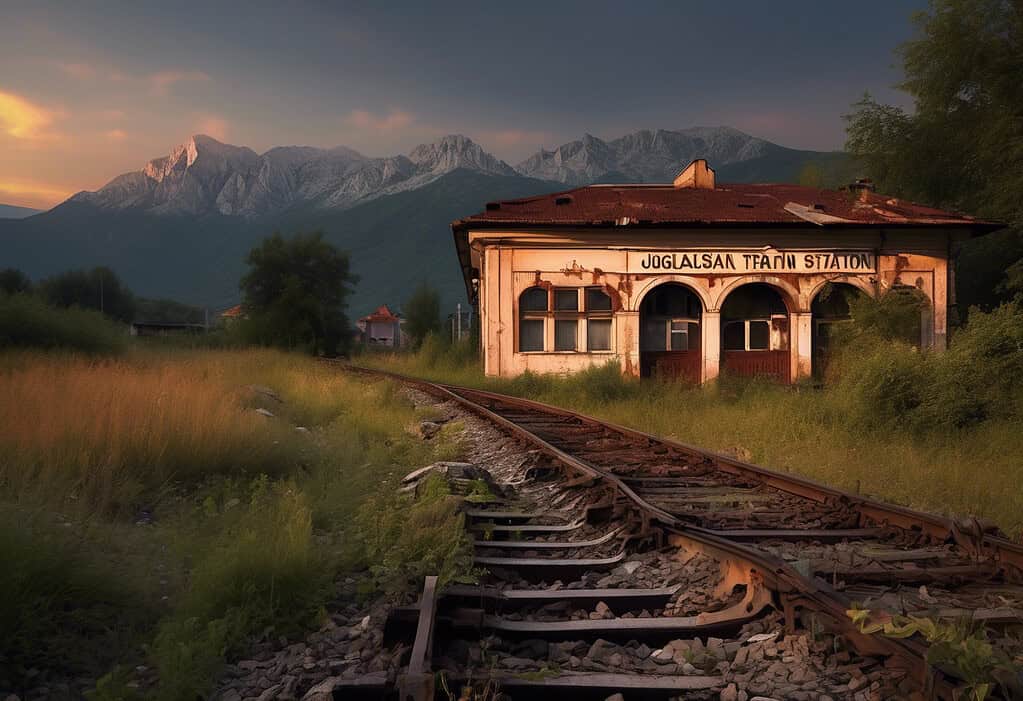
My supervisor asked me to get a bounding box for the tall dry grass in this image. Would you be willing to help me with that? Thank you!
[1,347,473,698]
[0,352,298,515]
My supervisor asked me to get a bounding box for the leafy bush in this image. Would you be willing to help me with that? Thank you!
[0,293,127,354]
[834,302,1023,433]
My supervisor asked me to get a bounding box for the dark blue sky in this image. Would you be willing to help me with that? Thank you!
[1,0,925,207]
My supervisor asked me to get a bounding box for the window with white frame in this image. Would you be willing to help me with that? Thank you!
[517,286,614,353]
[518,286,547,352]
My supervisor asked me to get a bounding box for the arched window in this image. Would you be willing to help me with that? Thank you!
[517,285,614,353]
[518,287,547,351]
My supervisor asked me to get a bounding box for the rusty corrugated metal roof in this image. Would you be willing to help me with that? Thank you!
[453,182,1001,229]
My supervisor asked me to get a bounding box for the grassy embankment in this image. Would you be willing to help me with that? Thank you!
[0,343,471,700]
[358,308,1023,538]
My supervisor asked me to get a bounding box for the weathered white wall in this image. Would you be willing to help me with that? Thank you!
[470,227,954,381]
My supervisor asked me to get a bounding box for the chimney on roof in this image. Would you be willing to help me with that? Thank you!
[848,178,876,202]
[674,159,715,189]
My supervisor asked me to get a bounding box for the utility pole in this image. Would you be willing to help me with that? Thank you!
[456,302,462,341]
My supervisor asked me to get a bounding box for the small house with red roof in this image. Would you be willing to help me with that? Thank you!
[357,305,405,348]
[452,159,1002,383]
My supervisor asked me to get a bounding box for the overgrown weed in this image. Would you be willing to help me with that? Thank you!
[1,347,473,698]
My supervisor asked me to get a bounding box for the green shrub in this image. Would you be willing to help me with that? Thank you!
[0,512,150,693]
[151,478,328,700]
[834,302,1023,433]
[351,474,473,594]
[0,293,127,353]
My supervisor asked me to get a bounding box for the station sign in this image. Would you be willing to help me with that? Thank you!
[630,249,875,274]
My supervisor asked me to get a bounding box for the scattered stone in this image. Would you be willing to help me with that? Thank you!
[254,407,275,418]
[418,421,442,439]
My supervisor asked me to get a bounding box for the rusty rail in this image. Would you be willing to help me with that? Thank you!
[329,361,1023,699]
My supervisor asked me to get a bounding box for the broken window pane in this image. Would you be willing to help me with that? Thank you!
[586,288,612,312]
[588,319,611,351]
[749,320,770,350]
[554,289,578,311]
[555,319,577,351]
[723,321,745,351]
[520,319,544,351]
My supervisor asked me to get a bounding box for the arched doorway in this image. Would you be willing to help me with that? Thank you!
[639,283,703,381]
[811,282,864,379]
[720,283,790,382]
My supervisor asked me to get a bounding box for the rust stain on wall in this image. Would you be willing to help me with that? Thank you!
[618,275,634,298]
[603,283,623,311]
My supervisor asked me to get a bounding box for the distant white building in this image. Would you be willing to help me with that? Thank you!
[357,305,406,348]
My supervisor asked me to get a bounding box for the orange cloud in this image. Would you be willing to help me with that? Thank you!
[0,178,72,209]
[346,109,414,132]
[0,90,60,140]
[195,115,229,141]
[105,129,128,140]
[149,70,211,97]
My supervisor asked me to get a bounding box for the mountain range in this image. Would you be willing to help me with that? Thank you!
[0,127,852,316]
[0,204,41,219]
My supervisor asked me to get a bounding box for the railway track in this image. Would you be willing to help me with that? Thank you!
[327,363,1023,701]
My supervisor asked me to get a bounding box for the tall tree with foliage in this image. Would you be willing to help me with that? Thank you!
[38,267,135,322]
[844,0,1023,311]
[402,282,442,348]
[240,232,356,356]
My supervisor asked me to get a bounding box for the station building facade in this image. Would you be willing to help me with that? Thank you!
[452,160,1000,383]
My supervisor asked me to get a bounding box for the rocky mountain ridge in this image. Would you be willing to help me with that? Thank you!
[65,127,837,219]
[71,134,519,218]
[515,127,779,185]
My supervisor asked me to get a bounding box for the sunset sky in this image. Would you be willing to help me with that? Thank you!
[1,0,924,210]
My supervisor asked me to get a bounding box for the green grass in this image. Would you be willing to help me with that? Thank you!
[1,347,472,699]
[360,330,1023,539]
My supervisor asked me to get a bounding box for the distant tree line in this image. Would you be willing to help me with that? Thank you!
[0,266,204,325]
[1,230,360,356]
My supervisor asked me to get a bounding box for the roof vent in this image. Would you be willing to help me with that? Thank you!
[673,159,715,190]
[554,195,573,206]
[485,201,501,211]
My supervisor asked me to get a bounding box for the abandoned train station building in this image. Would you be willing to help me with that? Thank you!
[452,160,1001,383]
